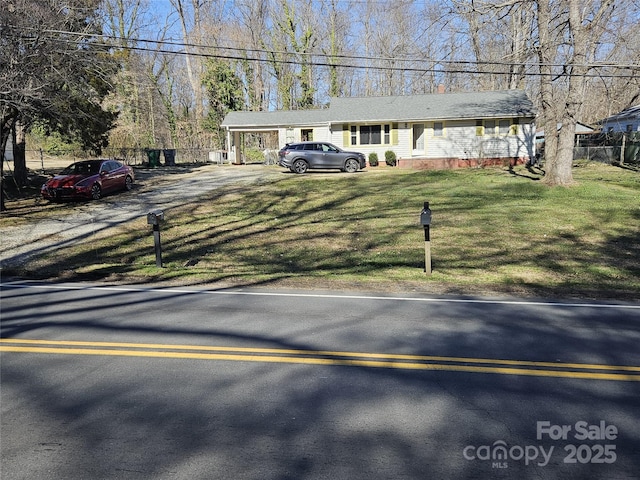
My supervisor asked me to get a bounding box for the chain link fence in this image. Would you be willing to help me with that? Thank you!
[19,148,231,172]
[574,132,640,164]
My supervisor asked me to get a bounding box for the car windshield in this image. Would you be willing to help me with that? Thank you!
[60,161,101,175]
[323,144,341,153]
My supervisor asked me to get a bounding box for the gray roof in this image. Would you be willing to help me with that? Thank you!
[535,122,595,138]
[599,105,640,124]
[222,90,536,128]
[222,108,331,128]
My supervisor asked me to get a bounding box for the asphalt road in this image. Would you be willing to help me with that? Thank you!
[2,281,639,480]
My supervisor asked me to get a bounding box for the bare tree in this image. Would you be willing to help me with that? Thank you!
[170,0,208,137]
[1,0,116,209]
[264,0,318,110]
[537,0,616,186]
[232,0,270,111]
[453,0,534,90]
[453,0,632,186]
[317,0,351,99]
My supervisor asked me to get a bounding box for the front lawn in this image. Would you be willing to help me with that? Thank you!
[5,162,639,300]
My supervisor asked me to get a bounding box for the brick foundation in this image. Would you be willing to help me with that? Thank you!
[397,157,529,170]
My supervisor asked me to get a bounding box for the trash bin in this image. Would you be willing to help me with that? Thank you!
[146,149,161,167]
[163,149,176,166]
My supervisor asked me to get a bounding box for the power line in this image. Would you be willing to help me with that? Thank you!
[5,25,640,79]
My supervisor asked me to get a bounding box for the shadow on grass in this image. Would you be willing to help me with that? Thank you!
[3,166,639,300]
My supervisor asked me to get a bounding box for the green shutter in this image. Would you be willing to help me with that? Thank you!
[392,123,399,145]
[343,124,350,146]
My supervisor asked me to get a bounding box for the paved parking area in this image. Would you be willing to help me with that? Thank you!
[0,165,280,268]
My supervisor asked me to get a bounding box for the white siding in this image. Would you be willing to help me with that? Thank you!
[278,126,331,146]
[317,120,533,161]
[331,123,411,160]
[602,118,640,133]
[423,120,532,159]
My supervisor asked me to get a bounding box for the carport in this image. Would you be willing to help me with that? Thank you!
[221,109,333,164]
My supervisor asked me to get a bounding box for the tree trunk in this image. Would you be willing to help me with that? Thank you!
[13,120,27,187]
[173,0,204,138]
[536,0,560,183]
[1,115,16,212]
[541,0,615,186]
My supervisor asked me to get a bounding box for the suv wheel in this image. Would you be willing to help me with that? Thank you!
[344,158,359,173]
[292,159,309,174]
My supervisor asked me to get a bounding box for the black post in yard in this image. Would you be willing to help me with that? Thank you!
[420,202,432,275]
[424,223,431,275]
[153,223,163,268]
[147,210,165,268]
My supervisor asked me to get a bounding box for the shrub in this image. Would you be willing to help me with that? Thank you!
[369,152,379,167]
[385,150,397,167]
[244,147,265,164]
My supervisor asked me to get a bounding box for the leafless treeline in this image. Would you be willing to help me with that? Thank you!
[3,0,640,186]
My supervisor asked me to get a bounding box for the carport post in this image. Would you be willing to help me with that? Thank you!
[233,132,242,165]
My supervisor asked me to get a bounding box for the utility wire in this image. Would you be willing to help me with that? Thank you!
[5,24,640,79]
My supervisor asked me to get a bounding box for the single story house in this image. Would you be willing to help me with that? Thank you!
[221,89,536,169]
[598,105,640,133]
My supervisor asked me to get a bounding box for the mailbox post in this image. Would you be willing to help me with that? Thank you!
[147,209,165,267]
[420,202,432,274]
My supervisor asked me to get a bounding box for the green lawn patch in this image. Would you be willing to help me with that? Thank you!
[6,163,640,300]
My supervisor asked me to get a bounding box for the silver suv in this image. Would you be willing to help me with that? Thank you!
[278,141,366,174]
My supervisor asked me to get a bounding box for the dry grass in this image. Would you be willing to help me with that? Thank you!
[3,162,639,300]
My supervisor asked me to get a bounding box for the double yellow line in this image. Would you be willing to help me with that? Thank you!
[2,338,640,382]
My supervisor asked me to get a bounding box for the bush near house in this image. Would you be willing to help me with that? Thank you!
[369,153,379,167]
[385,150,397,166]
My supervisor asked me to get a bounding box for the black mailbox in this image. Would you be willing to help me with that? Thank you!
[420,202,431,226]
[147,209,165,225]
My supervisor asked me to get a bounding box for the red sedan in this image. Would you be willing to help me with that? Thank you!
[41,159,135,201]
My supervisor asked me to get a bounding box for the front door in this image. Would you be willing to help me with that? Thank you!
[412,124,425,156]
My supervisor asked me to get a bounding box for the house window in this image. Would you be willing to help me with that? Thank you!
[434,122,444,137]
[384,124,390,144]
[485,120,496,135]
[499,120,510,135]
[360,125,382,145]
[510,118,519,135]
[350,126,357,145]
[626,124,633,132]
[301,129,313,141]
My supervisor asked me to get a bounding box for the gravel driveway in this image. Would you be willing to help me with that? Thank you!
[0,164,280,269]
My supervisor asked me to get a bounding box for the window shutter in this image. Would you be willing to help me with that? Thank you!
[510,124,518,135]
[392,123,399,145]
[343,124,350,146]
